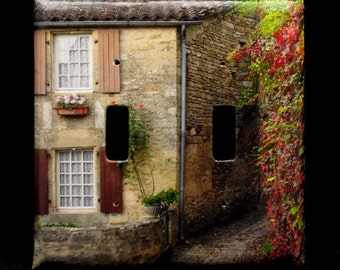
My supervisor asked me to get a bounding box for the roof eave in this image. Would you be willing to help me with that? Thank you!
[34,20,203,28]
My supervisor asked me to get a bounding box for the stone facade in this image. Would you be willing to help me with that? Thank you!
[33,9,260,268]
[183,12,260,233]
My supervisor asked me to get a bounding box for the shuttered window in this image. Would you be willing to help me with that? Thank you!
[34,30,46,95]
[34,149,48,214]
[98,29,121,93]
[100,147,123,213]
[34,29,120,95]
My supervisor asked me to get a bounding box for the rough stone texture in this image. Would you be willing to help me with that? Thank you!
[33,6,262,268]
[168,207,270,265]
[33,219,164,269]
[183,11,260,234]
[34,27,179,225]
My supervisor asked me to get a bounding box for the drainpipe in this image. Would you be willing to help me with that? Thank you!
[179,23,186,242]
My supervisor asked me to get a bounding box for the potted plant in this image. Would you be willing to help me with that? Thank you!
[138,188,181,217]
[54,93,89,115]
[155,188,181,207]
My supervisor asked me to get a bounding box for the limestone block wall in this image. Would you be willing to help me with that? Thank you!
[33,10,261,267]
[32,219,164,269]
[33,27,180,268]
[34,27,180,226]
[183,11,260,233]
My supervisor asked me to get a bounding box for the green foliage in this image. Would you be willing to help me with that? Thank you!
[139,188,181,207]
[259,11,288,36]
[122,101,154,199]
[37,221,78,228]
[227,0,305,264]
[127,102,150,160]
[262,240,273,256]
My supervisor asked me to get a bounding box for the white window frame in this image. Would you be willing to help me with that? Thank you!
[54,33,93,92]
[56,149,95,211]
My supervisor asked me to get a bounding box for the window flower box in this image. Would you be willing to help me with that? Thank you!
[54,93,89,116]
[54,106,89,116]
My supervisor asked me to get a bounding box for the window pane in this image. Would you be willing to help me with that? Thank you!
[60,197,70,207]
[55,34,92,91]
[59,152,70,161]
[83,151,93,161]
[72,151,81,161]
[72,174,82,184]
[84,185,93,195]
[83,163,92,173]
[60,174,70,184]
[72,163,81,173]
[84,174,93,184]
[57,149,95,210]
[59,163,69,173]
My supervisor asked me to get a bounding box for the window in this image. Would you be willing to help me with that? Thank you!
[54,34,93,92]
[212,105,236,161]
[105,105,129,161]
[34,29,120,94]
[56,149,95,210]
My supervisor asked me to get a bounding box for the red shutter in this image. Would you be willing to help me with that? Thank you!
[100,147,123,213]
[98,29,120,93]
[34,149,48,214]
[34,29,46,95]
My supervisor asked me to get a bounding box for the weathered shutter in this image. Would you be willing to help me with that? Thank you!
[100,147,123,213]
[34,29,46,95]
[34,149,48,214]
[97,29,120,93]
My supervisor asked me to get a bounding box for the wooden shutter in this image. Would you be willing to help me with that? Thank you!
[34,149,48,214]
[98,29,120,93]
[100,147,123,213]
[34,29,46,95]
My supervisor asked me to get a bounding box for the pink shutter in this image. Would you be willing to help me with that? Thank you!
[34,149,48,214]
[98,29,120,93]
[34,29,46,95]
[100,147,123,213]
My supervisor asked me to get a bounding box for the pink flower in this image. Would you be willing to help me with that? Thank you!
[138,103,144,109]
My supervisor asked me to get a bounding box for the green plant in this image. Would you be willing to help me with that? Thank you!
[262,240,272,256]
[55,93,87,108]
[227,0,305,264]
[111,100,155,200]
[36,221,79,228]
[138,188,181,207]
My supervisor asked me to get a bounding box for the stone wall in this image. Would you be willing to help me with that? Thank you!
[33,27,180,268]
[34,27,180,225]
[183,11,260,234]
[33,218,163,269]
[33,9,261,268]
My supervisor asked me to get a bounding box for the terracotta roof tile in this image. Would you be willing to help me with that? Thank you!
[34,0,237,23]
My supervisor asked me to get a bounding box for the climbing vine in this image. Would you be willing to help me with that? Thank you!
[229,0,305,264]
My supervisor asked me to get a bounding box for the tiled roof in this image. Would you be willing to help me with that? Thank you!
[34,0,237,23]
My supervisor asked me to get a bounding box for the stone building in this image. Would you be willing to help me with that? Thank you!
[33,0,261,268]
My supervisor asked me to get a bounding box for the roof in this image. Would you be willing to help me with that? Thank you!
[34,0,238,24]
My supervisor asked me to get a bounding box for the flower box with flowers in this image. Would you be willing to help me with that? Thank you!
[54,93,89,116]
